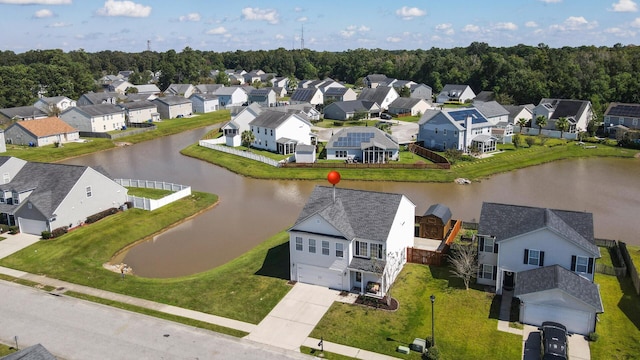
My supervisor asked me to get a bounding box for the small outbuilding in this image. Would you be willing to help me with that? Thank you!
[416,203,452,240]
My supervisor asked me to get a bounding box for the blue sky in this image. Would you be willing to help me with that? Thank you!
[1,0,639,53]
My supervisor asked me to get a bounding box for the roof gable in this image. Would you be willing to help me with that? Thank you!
[8,117,77,137]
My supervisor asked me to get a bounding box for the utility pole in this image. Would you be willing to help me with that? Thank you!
[147,40,151,52]
[301,24,304,50]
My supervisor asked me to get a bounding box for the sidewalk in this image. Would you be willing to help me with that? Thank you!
[0,233,403,359]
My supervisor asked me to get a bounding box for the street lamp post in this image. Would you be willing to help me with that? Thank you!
[430,294,436,347]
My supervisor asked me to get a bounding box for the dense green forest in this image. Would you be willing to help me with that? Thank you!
[1,42,640,117]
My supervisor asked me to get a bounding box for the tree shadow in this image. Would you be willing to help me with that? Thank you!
[616,276,640,331]
[427,264,467,290]
[254,241,290,280]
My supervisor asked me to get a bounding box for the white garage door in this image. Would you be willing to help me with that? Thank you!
[523,303,592,335]
[297,264,343,290]
[18,218,47,235]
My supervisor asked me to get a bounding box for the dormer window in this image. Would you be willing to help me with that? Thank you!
[86,186,92,198]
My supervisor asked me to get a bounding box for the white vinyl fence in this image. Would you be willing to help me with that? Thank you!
[116,179,191,211]
[198,140,281,167]
[515,126,579,140]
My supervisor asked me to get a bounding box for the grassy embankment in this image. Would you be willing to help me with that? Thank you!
[182,138,636,183]
[2,110,230,163]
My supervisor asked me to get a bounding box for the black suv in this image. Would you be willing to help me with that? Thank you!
[540,321,568,360]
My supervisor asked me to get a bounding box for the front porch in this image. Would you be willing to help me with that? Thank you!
[347,257,386,298]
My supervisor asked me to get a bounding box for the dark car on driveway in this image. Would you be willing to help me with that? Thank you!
[540,321,568,360]
[380,113,392,120]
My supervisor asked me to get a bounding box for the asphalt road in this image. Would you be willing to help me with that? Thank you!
[0,281,311,360]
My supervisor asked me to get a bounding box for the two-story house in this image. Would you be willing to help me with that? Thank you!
[248,88,277,107]
[152,96,192,119]
[222,103,263,147]
[325,127,399,163]
[357,87,399,111]
[118,101,160,123]
[603,102,640,137]
[476,202,603,335]
[532,98,593,133]
[215,86,248,108]
[435,84,476,104]
[249,110,312,154]
[417,108,497,154]
[34,96,76,114]
[289,185,415,297]
[60,104,126,133]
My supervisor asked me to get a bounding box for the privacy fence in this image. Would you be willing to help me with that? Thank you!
[198,141,280,167]
[115,179,191,211]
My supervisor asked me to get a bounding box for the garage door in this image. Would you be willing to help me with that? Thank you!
[523,303,592,335]
[18,218,47,235]
[297,264,343,290]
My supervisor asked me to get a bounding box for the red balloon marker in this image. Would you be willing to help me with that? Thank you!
[327,170,341,185]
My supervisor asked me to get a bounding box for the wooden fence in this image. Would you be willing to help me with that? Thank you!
[407,143,451,167]
[619,241,640,295]
[595,238,628,278]
[407,219,461,266]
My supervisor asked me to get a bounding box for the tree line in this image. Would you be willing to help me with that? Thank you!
[1,42,640,117]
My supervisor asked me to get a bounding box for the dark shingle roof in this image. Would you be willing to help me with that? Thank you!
[68,104,123,117]
[0,160,90,218]
[327,100,378,113]
[327,126,398,150]
[474,91,495,102]
[358,87,394,106]
[478,202,598,255]
[1,343,57,360]
[290,88,318,102]
[424,203,452,223]
[0,106,47,120]
[604,102,640,118]
[514,265,603,312]
[324,87,348,96]
[249,110,306,129]
[389,97,423,109]
[539,99,590,120]
[79,92,122,105]
[293,185,407,242]
[348,257,386,274]
[118,100,157,110]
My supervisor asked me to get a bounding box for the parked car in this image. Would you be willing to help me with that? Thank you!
[380,113,392,120]
[540,321,568,360]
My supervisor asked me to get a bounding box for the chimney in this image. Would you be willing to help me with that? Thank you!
[464,115,473,150]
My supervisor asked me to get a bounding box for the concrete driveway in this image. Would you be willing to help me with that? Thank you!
[568,333,591,360]
[521,325,591,360]
[244,282,356,351]
[0,232,40,259]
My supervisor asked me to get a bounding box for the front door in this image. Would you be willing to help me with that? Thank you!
[503,271,515,291]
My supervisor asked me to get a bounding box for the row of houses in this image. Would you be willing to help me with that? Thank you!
[291,184,603,336]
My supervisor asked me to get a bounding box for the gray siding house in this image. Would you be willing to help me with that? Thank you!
[323,100,380,120]
[417,108,497,154]
[152,96,192,119]
[4,117,79,146]
[0,156,128,235]
[326,127,399,163]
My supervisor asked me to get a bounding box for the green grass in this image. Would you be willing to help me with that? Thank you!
[626,245,640,275]
[66,291,248,337]
[590,273,640,359]
[125,187,174,199]
[599,246,615,267]
[3,110,230,163]
[182,140,636,183]
[0,192,292,324]
[309,264,522,360]
[300,346,357,360]
[0,344,16,357]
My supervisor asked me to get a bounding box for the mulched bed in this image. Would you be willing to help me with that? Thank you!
[355,295,399,311]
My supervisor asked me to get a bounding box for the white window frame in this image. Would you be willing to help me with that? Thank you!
[336,243,344,258]
[322,240,330,255]
[576,255,589,273]
[528,249,540,266]
[355,241,368,257]
[295,237,303,251]
[370,243,383,259]
[483,237,494,253]
[309,239,316,253]
[86,186,92,198]
[481,264,493,279]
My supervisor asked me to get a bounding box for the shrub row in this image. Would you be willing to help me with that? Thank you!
[85,207,119,224]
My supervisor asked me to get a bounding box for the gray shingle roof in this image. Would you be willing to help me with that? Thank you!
[327,126,398,151]
[503,104,534,120]
[118,100,157,110]
[249,110,306,129]
[295,144,315,154]
[1,343,57,360]
[539,99,591,120]
[424,203,452,223]
[0,106,47,119]
[478,202,598,255]
[514,265,603,312]
[0,159,90,219]
[293,185,406,242]
[389,97,423,109]
[67,104,123,117]
[290,88,318,102]
[348,257,386,274]
[153,96,192,106]
[358,87,394,105]
[473,101,509,118]
[324,87,348,96]
[79,92,122,105]
[327,100,378,113]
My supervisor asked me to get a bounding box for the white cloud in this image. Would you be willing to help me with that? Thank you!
[33,8,53,18]
[294,7,303,12]
[604,27,637,36]
[340,25,370,38]
[551,16,598,31]
[206,26,227,35]
[435,23,454,35]
[297,16,307,22]
[386,36,402,43]
[494,22,518,31]
[631,17,640,27]
[96,0,151,18]
[462,24,480,33]
[241,7,279,24]
[539,0,561,3]
[47,21,70,27]
[610,0,638,12]
[0,0,70,4]
[275,34,284,40]
[395,6,426,20]
[179,13,200,22]
[525,21,538,27]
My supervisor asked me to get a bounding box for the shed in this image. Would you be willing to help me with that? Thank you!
[416,203,452,240]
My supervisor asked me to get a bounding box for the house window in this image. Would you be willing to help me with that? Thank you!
[634,119,638,126]
[443,129,447,135]
[575,256,589,273]
[270,129,273,136]
[524,248,544,266]
[480,236,496,253]
[3,173,9,184]
[295,237,303,251]
[322,241,330,255]
[481,264,495,279]
[435,128,438,134]
[86,186,92,198]
[309,239,316,253]
[355,241,368,257]
[336,243,344,258]
[619,118,625,125]
[454,131,458,136]
[370,243,383,259]
[257,128,260,134]
[265,141,268,147]
[356,272,362,283]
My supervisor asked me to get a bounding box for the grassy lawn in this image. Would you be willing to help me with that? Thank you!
[599,247,615,267]
[0,192,292,325]
[125,187,174,199]
[182,141,636,183]
[0,344,16,357]
[2,110,230,163]
[590,273,640,359]
[310,264,522,360]
[626,245,640,275]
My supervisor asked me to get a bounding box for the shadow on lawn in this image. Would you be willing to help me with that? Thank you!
[254,241,290,280]
[616,276,640,331]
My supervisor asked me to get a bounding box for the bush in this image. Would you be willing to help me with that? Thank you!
[41,230,52,239]
[85,207,119,224]
[8,226,19,234]
[51,226,68,238]
[423,344,440,360]
[588,332,599,342]
[332,121,344,127]
[0,224,9,233]
[525,137,536,147]
[545,138,566,147]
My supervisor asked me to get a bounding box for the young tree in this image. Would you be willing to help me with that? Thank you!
[535,115,547,135]
[555,116,569,139]
[517,118,528,133]
[241,130,255,147]
[448,243,478,290]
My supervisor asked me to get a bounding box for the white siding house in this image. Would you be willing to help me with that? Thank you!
[60,104,126,133]
[189,94,220,114]
[289,186,415,297]
[118,101,160,124]
[249,110,312,154]
[222,103,263,147]
[152,97,192,119]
